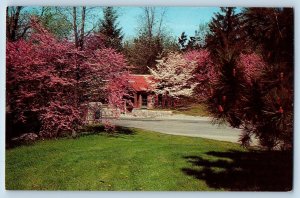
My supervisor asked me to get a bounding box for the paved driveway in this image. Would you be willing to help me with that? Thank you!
[113,115,244,143]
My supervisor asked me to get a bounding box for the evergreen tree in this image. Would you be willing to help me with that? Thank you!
[205,7,294,150]
[178,32,187,50]
[205,7,245,128]
[195,23,210,48]
[123,35,163,74]
[99,7,123,51]
[206,7,244,61]
[178,31,202,51]
[240,8,294,149]
[186,35,201,51]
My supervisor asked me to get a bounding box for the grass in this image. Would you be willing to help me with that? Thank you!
[172,103,211,117]
[6,127,292,191]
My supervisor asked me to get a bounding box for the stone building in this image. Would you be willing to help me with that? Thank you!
[127,75,156,110]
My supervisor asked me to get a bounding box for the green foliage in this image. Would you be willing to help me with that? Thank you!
[98,7,124,51]
[206,7,245,127]
[124,34,180,74]
[124,35,164,74]
[206,7,245,62]
[243,8,294,65]
[178,32,188,49]
[178,28,209,51]
[39,7,73,40]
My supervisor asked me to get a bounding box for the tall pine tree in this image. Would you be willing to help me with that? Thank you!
[240,8,294,149]
[99,7,123,51]
[205,7,245,128]
[205,7,294,150]
[206,7,244,62]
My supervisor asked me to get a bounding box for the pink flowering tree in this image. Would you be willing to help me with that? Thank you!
[238,53,266,85]
[184,49,213,101]
[6,19,130,139]
[81,47,129,102]
[82,46,131,129]
[6,19,81,138]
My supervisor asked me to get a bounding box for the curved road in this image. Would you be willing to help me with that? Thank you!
[113,115,244,143]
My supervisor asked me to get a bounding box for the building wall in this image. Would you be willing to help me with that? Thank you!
[133,93,138,108]
[132,92,155,110]
[86,102,121,123]
[147,94,154,109]
[139,93,143,108]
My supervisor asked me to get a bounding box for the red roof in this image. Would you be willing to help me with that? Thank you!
[128,75,156,92]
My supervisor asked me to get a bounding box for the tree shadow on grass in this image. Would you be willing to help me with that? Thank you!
[78,124,135,137]
[182,150,293,191]
[114,126,136,135]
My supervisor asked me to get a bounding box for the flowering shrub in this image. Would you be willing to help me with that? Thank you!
[7,19,80,137]
[6,19,129,138]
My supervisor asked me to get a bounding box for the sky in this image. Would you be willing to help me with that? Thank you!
[23,6,222,40]
[116,7,221,39]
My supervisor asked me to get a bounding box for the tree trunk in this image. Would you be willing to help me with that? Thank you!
[79,6,86,50]
[73,7,79,48]
[7,6,22,41]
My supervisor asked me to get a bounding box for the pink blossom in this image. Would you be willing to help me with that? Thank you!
[7,18,130,137]
[238,53,267,84]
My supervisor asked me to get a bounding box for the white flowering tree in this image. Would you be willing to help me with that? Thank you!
[149,52,197,98]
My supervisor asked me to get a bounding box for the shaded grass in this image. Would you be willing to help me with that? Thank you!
[182,150,293,191]
[6,128,292,191]
[172,103,211,117]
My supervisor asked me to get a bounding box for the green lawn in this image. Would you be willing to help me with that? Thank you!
[6,127,292,191]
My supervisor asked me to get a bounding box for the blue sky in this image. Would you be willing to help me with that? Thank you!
[117,7,221,39]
